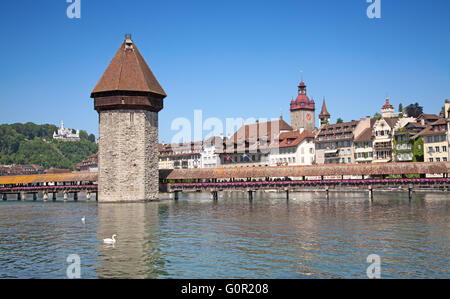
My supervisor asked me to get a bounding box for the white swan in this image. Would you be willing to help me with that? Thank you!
[103,234,117,244]
[81,216,86,224]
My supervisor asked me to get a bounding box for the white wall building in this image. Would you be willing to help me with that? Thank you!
[201,137,222,168]
[269,129,315,166]
[53,120,80,141]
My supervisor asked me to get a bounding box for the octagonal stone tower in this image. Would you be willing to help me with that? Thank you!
[91,35,166,202]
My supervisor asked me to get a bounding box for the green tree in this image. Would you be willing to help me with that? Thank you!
[405,103,423,118]
[0,122,98,170]
[373,112,382,120]
[413,137,424,162]
[79,130,89,140]
[336,118,344,124]
[88,134,96,143]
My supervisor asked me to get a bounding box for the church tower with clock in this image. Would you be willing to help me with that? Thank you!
[290,79,316,132]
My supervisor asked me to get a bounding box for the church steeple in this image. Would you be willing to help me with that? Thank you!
[319,98,330,126]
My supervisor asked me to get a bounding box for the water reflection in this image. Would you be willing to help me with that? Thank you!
[0,192,449,278]
[96,203,166,278]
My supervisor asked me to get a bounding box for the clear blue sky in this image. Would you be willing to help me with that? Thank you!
[0,0,449,142]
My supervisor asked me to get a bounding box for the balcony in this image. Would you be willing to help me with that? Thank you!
[374,142,392,150]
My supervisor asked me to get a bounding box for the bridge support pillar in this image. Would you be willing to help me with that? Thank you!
[369,186,373,201]
[74,192,78,201]
[248,190,253,201]
[43,192,48,201]
[2,194,7,201]
[325,187,329,200]
[52,192,57,201]
[211,191,218,201]
[174,191,179,201]
[285,188,289,201]
[86,192,91,201]
[408,184,413,200]
[33,193,37,201]
[63,191,68,201]
[95,192,98,202]
[17,193,22,201]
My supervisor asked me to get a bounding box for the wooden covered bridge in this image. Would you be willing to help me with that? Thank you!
[0,172,98,201]
[160,162,450,200]
[0,162,449,201]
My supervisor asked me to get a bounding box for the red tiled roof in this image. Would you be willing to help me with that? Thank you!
[276,130,315,148]
[417,113,439,120]
[382,118,400,129]
[414,118,449,137]
[317,120,359,138]
[290,81,315,111]
[229,119,293,144]
[91,36,166,97]
[354,128,373,142]
[319,98,330,118]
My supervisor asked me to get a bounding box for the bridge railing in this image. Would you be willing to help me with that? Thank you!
[0,185,98,193]
[169,178,450,191]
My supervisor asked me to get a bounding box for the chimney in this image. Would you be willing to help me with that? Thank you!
[125,34,133,50]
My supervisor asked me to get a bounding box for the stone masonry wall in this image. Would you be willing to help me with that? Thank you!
[291,110,315,132]
[98,109,159,202]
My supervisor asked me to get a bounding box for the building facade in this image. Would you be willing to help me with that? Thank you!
[53,120,80,141]
[353,128,374,164]
[76,154,98,172]
[201,137,223,168]
[417,118,448,163]
[0,164,44,176]
[315,120,361,164]
[219,118,293,167]
[269,129,315,166]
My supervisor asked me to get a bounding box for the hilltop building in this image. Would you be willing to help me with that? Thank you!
[53,120,80,141]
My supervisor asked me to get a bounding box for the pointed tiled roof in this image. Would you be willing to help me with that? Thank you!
[319,98,330,119]
[91,35,166,97]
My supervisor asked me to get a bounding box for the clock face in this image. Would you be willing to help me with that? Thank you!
[306,113,313,122]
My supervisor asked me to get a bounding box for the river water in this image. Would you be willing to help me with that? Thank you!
[0,191,449,279]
